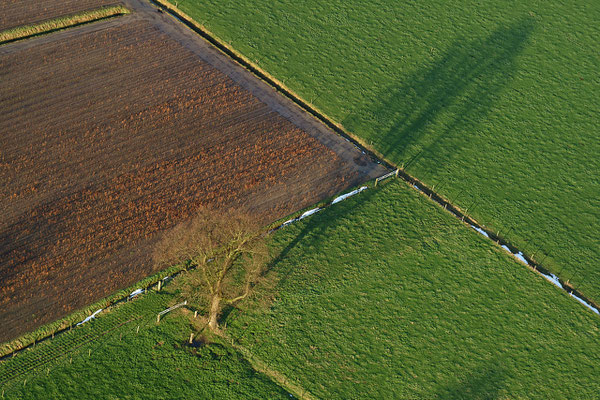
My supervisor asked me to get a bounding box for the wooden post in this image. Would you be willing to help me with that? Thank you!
[136,325,140,334]
[374,178,378,187]
[395,168,399,177]
[156,314,161,323]
[194,310,198,319]
[189,333,194,344]
[158,280,162,291]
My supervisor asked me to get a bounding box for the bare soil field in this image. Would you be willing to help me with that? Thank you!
[0,10,385,343]
[0,0,124,31]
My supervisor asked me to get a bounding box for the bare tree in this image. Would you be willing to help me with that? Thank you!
[153,208,268,332]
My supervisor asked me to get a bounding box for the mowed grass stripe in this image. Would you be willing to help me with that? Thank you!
[0,5,130,44]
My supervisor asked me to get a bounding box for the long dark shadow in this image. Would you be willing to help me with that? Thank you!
[435,357,506,399]
[344,18,535,171]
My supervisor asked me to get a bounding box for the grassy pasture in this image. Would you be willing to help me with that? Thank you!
[0,289,289,399]
[226,180,600,399]
[172,0,600,302]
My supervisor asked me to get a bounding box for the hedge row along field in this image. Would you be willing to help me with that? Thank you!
[0,0,124,31]
[0,9,383,343]
[173,0,600,302]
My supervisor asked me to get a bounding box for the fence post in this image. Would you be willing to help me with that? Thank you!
[156,314,161,323]
[194,310,198,318]
[395,168,399,177]
[158,280,162,291]
[189,333,194,344]
[374,178,378,187]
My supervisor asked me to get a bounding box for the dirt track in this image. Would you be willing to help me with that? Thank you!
[0,0,387,343]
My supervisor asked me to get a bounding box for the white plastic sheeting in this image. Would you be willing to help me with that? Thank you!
[331,186,367,205]
[470,225,490,238]
[298,207,321,220]
[570,293,600,315]
[514,252,529,265]
[129,289,143,299]
[76,308,103,326]
[542,273,563,289]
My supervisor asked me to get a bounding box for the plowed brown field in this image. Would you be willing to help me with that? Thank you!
[0,15,384,343]
[0,0,123,31]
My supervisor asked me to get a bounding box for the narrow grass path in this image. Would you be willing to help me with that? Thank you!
[0,5,130,44]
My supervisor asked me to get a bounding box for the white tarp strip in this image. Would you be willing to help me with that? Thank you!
[470,225,490,238]
[299,207,321,220]
[76,308,103,326]
[570,293,600,315]
[331,186,367,205]
[542,273,563,289]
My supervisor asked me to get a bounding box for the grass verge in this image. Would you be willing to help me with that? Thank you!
[0,5,130,44]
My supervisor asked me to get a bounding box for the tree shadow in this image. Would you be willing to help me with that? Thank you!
[435,357,507,399]
[264,186,379,289]
[223,186,379,331]
[343,18,534,171]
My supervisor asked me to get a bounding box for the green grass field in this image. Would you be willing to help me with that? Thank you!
[173,0,600,303]
[226,180,600,399]
[0,291,289,399]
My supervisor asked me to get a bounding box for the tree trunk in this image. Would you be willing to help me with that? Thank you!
[208,294,221,331]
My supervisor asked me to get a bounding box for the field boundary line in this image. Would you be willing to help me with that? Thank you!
[149,0,393,171]
[150,0,600,318]
[220,333,316,400]
[0,5,130,45]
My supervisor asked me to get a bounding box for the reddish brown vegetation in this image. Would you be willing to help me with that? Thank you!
[0,0,123,31]
[0,20,371,342]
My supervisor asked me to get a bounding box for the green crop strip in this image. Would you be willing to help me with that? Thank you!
[0,5,130,44]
